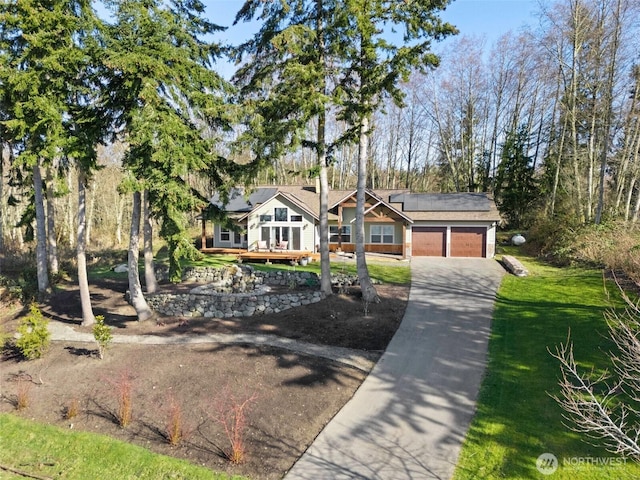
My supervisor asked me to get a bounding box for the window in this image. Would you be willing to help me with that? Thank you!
[274,207,288,222]
[259,214,272,222]
[290,215,303,222]
[371,225,394,244]
[234,231,247,245]
[220,228,231,242]
[329,225,351,243]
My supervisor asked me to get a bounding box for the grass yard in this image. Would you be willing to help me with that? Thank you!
[0,414,245,480]
[453,254,640,479]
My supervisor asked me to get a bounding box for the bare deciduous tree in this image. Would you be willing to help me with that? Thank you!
[550,276,640,458]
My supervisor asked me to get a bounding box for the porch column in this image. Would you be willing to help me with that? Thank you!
[402,223,407,259]
[338,205,343,250]
[201,216,207,251]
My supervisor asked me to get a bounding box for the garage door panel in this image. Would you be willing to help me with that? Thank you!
[412,227,446,257]
[451,227,486,257]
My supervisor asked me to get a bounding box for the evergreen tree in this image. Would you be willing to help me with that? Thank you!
[336,0,456,302]
[102,0,233,288]
[233,0,340,296]
[0,0,104,314]
[494,127,539,229]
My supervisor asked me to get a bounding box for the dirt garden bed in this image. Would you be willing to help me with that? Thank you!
[0,275,409,479]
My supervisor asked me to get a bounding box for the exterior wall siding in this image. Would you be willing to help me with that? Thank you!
[247,197,315,251]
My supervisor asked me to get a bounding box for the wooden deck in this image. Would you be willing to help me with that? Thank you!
[200,247,316,264]
[236,251,315,264]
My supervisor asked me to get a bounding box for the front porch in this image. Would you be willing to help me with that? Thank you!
[199,247,317,265]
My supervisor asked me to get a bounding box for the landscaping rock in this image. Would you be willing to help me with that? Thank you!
[502,255,529,277]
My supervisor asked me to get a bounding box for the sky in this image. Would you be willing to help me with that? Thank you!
[204,0,540,45]
[203,0,541,77]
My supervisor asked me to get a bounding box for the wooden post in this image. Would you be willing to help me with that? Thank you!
[201,216,207,250]
[402,223,407,259]
[338,205,343,250]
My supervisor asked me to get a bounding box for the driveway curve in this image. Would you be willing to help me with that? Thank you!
[284,257,505,480]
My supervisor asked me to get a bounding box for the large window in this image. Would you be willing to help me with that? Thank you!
[329,225,351,243]
[371,225,394,244]
[274,207,288,222]
[220,228,231,242]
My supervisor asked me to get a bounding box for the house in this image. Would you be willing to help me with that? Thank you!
[201,185,501,258]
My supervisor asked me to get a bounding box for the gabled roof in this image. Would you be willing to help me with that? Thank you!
[208,187,277,213]
[208,186,500,223]
[331,189,413,224]
[236,190,319,221]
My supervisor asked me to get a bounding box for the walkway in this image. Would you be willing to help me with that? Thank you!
[47,321,377,372]
[283,257,505,480]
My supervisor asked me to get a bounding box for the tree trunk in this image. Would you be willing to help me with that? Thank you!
[143,190,158,293]
[356,114,379,304]
[86,179,96,244]
[128,191,154,321]
[316,0,332,297]
[116,194,125,245]
[45,166,59,275]
[33,160,50,296]
[66,169,75,248]
[78,169,95,326]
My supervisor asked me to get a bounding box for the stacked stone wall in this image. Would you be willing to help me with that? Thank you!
[146,267,323,318]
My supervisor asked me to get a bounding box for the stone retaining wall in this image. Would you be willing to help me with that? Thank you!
[146,267,324,318]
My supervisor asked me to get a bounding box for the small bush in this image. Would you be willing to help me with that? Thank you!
[64,398,80,419]
[16,378,32,410]
[16,304,50,360]
[106,370,134,428]
[165,395,187,446]
[209,389,258,464]
[92,315,113,359]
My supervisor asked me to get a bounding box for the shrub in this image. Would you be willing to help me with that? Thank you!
[15,378,32,410]
[106,370,134,428]
[64,398,80,419]
[209,390,258,464]
[165,394,187,446]
[92,315,113,359]
[16,304,50,360]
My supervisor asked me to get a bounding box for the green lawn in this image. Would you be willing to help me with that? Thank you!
[453,255,640,479]
[0,414,245,480]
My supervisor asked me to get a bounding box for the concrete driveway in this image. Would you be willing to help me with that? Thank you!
[284,257,506,480]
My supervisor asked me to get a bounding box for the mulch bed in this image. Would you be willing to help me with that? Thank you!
[1,276,409,479]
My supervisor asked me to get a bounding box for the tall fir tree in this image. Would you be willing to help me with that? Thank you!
[494,127,539,229]
[233,0,340,296]
[0,0,104,317]
[102,0,233,294]
[336,0,456,302]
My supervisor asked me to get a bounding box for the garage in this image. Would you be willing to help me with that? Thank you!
[412,227,446,256]
[450,227,486,257]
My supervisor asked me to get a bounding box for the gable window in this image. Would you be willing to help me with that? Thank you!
[259,214,272,222]
[290,214,303,222]
[274,207,288,222]
[220,228,231,242]
[371,225,394,244]
[329,225,351,243]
